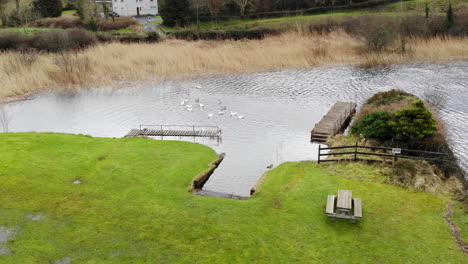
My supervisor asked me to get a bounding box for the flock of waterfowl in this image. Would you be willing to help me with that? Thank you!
[180,97,245,120]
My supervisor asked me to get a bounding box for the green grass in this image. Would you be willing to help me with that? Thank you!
[0,133,465,263]
[382,0,468,12]
[61,10,76,16]
[0,27,59,34]
[183,10,366,31]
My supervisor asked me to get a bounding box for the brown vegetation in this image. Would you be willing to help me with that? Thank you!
[1,30,468,100]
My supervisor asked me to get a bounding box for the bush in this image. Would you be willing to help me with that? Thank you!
[172,28,271,41]
[31,31,72,52]
[96,17,138,31]
[351,111,393,141]
[35,17,83,29]
[33,0,62,18]
[0,33,32,50]
[96,32,114,42]
[360,17,397,51]
[366,89,414,106]
[6,8,40,27]
[389,100,437,141]
[0,30,96,52]
[160,0,193,27]
[145,31,160,42]
[67,30,97,48]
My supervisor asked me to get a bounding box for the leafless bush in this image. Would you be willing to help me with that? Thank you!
[52,52,92,87]
[96,17,138,31]
[35,17,83,29]
[359,16,398,51]
[3,50,38,74]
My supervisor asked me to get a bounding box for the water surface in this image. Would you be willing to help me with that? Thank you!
[3,62,468,197]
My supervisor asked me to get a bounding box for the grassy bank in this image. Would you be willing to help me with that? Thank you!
[0,133,465,263]
[1,31,468,101]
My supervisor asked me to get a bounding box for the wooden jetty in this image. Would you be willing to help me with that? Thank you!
[125,125,222,139]
[311,102,357,143]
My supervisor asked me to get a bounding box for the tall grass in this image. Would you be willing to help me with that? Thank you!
[1,30,468,100]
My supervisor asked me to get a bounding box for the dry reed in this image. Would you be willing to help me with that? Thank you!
[1,30,468,100]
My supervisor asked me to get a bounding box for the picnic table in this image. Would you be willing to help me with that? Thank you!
[326,189,362,223]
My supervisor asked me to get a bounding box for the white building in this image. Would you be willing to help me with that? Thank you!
[112,0,158,17]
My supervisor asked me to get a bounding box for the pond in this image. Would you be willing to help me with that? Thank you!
[2,62,468,198]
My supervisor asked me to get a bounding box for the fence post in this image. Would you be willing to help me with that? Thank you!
[354,142,358,161]
[318,145,321,164]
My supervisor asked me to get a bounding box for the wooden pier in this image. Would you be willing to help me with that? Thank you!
[125,125,222,139]
[311,102,357,143]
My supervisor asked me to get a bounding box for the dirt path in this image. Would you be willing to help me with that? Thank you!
[444,203,468,255]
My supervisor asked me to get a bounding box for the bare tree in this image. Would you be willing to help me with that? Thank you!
[234,0,253,19]
[0,0,8,27]
[207,0,223,20]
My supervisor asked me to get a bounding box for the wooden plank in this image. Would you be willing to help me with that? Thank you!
[337,190,352,211]
[353,198,362,218]
[327,214,360,220]
[326,195,336,215]
[125,127,221,139]
[311,102,356,142]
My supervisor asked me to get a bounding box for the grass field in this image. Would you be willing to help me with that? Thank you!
[170,0,467,31]
[0,133,465,263]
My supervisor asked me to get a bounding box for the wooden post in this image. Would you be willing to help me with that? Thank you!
[354,142,358,161]
[318,145,321,164]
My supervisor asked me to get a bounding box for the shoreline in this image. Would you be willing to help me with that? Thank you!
[1,32,468,100]
[2,59,468,104]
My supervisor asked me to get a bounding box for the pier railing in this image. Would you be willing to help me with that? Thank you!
[139,124,221,135]
[332,102,356,134]
[318,144,448,164]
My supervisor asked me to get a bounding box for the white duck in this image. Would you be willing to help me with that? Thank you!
[237,115,245,120]
[230,111,237,117]
[208,113,214,118]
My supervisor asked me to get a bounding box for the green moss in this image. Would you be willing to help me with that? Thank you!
[0,133,464,263]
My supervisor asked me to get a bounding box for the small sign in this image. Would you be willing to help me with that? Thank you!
[392,148,401,154]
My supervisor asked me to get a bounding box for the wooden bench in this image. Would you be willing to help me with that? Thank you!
[325,190,363,223]
[353,198,362,218]
[326,195,336,215]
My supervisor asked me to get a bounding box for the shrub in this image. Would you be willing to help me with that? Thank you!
[0,33,32,50]
[172,28,271,41]
[360,17,397,51]
[96,32,114,42]
[31,31,71,52]
[160,0,193,27]
[6,8,40,27]
[33,0,62,18]
[389,100,437,141]
[96,17,138,31]
[366,89,414,106]
[67,30,97,48]
[351,111,393,141]
[145,31,160,42]
[30,30,96,52]
[35,17,83,29]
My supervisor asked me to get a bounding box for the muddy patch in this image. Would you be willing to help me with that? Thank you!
[0,226,21,255]
[26,212,47,221]
[55,256,73,264]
